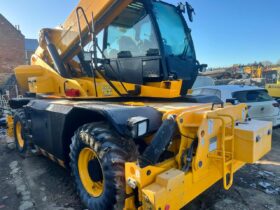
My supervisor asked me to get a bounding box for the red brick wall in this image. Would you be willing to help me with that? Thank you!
[0,14,25,75]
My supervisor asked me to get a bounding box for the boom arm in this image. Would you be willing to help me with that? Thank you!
[36,0,132,61]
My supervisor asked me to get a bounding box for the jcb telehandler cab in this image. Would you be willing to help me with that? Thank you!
[9,0,272,209]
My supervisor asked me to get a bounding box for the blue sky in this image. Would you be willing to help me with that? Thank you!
[1,0,279,67]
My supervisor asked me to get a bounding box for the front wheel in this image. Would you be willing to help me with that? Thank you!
[69,122,137,210]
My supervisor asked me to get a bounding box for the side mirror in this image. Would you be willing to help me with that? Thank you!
[226,98,239,105]
[186,2,195,22]
[83,51,92,62]
[199,64,208,72]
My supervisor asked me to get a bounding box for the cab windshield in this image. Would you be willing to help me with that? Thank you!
[104,2,159,59]
[263,70,279,84]
[153,2,195,59]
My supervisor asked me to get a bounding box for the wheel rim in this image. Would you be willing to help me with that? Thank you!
[78,147,104,197]
[15,122,24,148]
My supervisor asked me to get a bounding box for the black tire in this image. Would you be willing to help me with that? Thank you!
[13,109,29,155]
[70,122,137,210]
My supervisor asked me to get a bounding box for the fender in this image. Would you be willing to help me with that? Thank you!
[9,98,32,109]
[74,103,162,136]
[25,99,162,163]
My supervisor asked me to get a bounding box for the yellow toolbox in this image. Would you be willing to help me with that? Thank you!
[234,120,272,163]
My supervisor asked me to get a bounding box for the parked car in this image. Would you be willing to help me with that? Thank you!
[192,76,215,89]
[192,85,280,127]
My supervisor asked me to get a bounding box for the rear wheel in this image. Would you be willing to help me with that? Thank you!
[70,122,137,210]
[13,109,29,155]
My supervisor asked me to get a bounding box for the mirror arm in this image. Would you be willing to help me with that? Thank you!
[177,2,186,13]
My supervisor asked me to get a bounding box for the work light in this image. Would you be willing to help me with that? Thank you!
[127,116,149,138]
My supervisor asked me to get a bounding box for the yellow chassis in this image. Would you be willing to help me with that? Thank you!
[123,103,272,210]
[10,0,272,209]
[13,40,272,210]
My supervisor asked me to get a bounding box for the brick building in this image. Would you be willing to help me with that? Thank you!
[0,14,38,97]
[0,13,25,86]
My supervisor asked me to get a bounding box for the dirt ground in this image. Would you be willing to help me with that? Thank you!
[0,129,279,210]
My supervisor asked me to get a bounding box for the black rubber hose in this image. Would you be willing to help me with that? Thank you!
[138,116,176,168]
[181,140,196,172]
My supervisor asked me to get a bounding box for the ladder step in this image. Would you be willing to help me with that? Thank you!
[215,150,233,155]
[225,136,234,141]
[208,154,233,160]
[213,115,235,190]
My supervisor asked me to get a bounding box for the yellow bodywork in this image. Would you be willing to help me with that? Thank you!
[14,0,188,99]
[266,83,280,98]
[123,103,272,210]
[11,0,273,209]
[15,57,184,98]
[13,56,273,208]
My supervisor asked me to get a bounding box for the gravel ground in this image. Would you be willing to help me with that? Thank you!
[0,128,279,210]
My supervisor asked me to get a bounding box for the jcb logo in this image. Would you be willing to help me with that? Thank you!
[102,85,113,96]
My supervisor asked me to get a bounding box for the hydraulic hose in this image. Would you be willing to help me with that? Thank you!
[138,115,177,168]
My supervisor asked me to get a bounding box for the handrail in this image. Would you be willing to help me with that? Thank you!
[207,114,234,190]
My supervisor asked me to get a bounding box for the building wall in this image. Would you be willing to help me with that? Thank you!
[0,14,25,76]
[25,50,34,64]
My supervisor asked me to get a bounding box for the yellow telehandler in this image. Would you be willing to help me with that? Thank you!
[9,0,271,209]
[265,67,280,98]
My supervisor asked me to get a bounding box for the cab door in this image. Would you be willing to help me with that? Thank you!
[103,2,162,85]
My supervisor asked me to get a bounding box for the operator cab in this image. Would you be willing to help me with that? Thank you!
[102,0,199,90]
[65,0,203,94]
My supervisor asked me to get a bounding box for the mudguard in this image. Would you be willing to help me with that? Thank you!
[25,99,162,162]
[74,103,162,136]
[9,98,32,109]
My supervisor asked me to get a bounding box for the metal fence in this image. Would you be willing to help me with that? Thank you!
[0,85,22,111]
